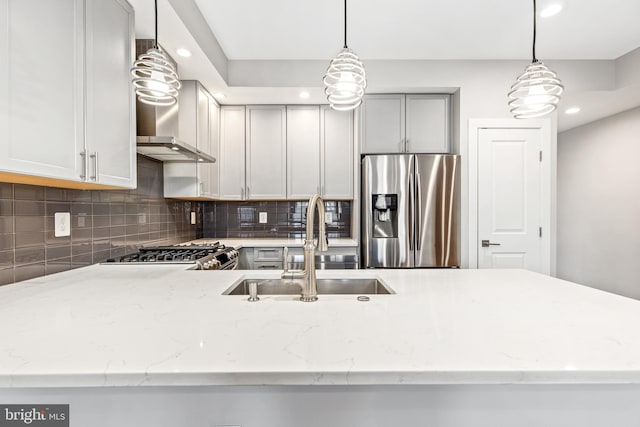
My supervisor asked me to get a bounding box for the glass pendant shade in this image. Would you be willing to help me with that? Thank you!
[508,61,564,118]
[131,47,181,106]
[323,48,367,111]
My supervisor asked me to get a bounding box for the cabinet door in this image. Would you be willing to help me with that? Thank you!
[207,96,220,198]
[405,94,451,153]
[0,0,85,181]
[85,0,135,187]
[196,86,212,197]
[321,106,354,199]
[219,106,246,200]
[287,106,320,199]
[360,94,405,154]
[246,106,286,200]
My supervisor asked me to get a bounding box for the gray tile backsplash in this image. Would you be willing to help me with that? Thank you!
[0,155,200,286]
[202,200,352,239]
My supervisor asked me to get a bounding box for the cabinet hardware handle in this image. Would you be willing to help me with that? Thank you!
[481,240,501,247]
[80,151,87,180]
[406,139,410,152]
[241,187,244,199]
[89,152,98,181]
[200,182,204,195]
[247,187,250,198]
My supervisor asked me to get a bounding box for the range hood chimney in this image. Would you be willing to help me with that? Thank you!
[134,40,215,163]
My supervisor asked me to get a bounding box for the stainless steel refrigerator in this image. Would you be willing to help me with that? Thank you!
[362,154,459,268]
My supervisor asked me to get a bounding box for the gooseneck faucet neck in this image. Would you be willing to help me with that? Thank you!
[306,194,328,253]
[281,194,329,302]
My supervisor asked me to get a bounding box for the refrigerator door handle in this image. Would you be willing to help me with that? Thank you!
[415,171,422,251]
[408,171,415,251]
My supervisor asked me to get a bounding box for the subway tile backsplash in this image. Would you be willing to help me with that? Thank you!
[0,155,200,286]
[202,200,352,239]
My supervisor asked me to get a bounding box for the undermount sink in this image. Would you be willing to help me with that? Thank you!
[223,278,394,295]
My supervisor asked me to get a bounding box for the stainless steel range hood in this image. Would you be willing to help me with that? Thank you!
[135,101,215,163]
[134,40,215,163]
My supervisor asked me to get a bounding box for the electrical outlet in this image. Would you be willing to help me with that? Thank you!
[259,212,268,223]
[54,212,71,237]
[190,212,197,225]
[77,213,86,228]
[324,212,333,223]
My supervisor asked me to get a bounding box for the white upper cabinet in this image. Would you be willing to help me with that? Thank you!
[85,0,135,187]
[246,106,287,200]
[361,94,451,154]
[164,81,219,199]
[321,106,354,199]
[405,94,451,153]
[0,0,84,182]
[219,104,354,201]
[208,96,220,198]
[0,0,135,189]
[360,94,405,154]
[287,106,320,199]
[219,106,246,200]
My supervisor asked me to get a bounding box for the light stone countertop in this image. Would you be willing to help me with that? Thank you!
[1,265,640,388]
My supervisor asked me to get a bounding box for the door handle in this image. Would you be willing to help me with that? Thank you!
[481,240,501,247]
[415,172,422,251]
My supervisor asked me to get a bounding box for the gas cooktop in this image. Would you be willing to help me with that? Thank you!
[104,242,238,270]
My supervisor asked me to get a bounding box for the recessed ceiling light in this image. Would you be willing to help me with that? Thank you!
[299,91,310,99]
[213,93,226,100]
[176,48,192,57]
[540,3,563,18]
[565,107,581,115]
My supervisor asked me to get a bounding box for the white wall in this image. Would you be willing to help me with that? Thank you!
[557,107,640,299]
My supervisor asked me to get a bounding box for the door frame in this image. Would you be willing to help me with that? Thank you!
[468,119,553,273]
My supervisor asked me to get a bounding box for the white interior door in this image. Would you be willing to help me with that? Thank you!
[477,127,549,274]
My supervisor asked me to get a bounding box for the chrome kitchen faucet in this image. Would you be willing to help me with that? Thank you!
[281,194,328,302]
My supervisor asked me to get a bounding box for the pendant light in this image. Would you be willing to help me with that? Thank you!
[323,0,367,111]
[508,0,563,118]
[131,0,181,106]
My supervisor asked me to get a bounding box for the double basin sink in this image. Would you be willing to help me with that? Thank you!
[223,277,394,295]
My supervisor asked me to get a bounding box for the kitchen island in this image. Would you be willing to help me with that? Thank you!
[1,266,640,426]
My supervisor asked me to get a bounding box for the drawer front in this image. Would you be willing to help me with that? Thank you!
[253,247,284,261]
[253,261,283,270]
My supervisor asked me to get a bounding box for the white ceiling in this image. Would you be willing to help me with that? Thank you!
[194,0,640,60]
[128,0,640,132]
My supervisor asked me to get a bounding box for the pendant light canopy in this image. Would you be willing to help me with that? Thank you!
[508,0,563,118]
[323,0,367,111]
[131,0,181,106]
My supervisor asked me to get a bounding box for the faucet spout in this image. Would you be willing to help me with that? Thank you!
[299,194,329,302]
[306,194,328,252]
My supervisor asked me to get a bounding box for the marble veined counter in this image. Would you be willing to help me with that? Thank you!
[1,266,640,388]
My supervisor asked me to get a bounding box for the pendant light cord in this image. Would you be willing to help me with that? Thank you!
[532,0,537,63]
[154,0,159,49]
[343,0,348,49]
